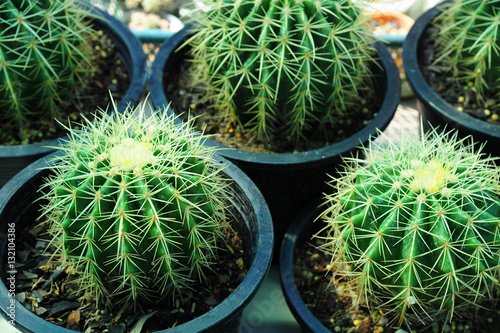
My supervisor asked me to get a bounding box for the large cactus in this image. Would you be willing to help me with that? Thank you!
[433,0,500,102]
[39,100,230,309]
[320,127,500,327]
[0,0,95,133]
[185,0,377,142]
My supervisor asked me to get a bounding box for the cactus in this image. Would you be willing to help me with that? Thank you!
[319,127,500,327]
[39,100,230,310]
[0,0,95,134]
[433,0,500,102]
[185,0,377,143]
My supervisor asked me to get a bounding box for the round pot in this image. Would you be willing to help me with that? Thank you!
[279,200,328,333]
[402,2,500,157]
[0,152,273,333]
[0,4,148,188]
[148,25,400,259]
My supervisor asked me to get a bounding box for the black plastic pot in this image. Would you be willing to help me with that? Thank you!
[279,199,328,333]
[0,152,273,332]
[403,2,500,156]
[0,4,148,188]
[149,25,401,259]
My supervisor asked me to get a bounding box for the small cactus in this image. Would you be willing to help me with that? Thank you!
[185,0,377,142]
[319,127,500,327]
[0,0,95,133]
[39,100,230,310]
[433,0,500,102]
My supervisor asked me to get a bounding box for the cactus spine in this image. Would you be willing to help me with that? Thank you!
[40,100,230,309]
[186,0,377,143]
[320,127,500,327]
[433,0,500,102]
[0,0,95,133]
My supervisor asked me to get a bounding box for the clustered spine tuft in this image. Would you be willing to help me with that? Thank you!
[319,126,500,327]
[39,100,230,310]
[185,0,377,143]
[433,0,500,103]
[0,0,96,134]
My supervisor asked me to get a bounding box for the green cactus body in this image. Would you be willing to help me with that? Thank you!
[40,101,229,309]
[434,0,500,101]
[321,128,500,326]
[186,0,376,142]
[0,0,95,131]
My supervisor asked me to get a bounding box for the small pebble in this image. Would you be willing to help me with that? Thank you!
[34,306,47,316]
[15,292,26,303]
[108,323,126,333]
[50,300,80,316]
[458,96,464,103]
[31,290,44,303]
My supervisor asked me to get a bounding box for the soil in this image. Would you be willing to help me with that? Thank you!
[11,213,249,332]
[419,25,500,126]
[293,230,500,333]
[0,29,130,146]
[163,56,382,154]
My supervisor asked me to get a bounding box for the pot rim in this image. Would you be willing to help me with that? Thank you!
[0,3,148,158]
[149,25,401,170]
[402,2,500,140]
[279,199,329,333]
[0,151,273,333]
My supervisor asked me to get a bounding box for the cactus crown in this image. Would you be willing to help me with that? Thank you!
[0,0,96,134]
[433,0,500,102]
[185,0,377,143]
[319,126,500,327]
[39,100,231,310]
